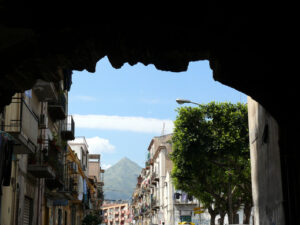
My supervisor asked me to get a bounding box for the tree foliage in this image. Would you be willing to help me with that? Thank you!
[82,214,102,225]
[171,102,252,225]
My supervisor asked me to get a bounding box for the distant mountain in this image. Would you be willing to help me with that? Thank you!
[103,157,142,200]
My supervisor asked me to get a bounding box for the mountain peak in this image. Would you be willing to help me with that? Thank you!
[111,157,139,168]
[120,156,131,161]
[104,157,142,200]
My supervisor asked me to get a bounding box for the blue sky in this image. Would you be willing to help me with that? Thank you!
[68,57,247,169]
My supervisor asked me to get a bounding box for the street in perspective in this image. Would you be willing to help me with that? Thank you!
[1,8,292,225]
[1,59,253,225]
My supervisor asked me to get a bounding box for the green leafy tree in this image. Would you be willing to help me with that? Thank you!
[82,214,102,225]
[171,102,252,225]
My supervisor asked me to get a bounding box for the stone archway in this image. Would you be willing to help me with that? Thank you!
[0,3,297,224]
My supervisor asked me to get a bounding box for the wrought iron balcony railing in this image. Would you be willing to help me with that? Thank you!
[48,93,66,121]
[4,95,38,154]
[44,143,65,189]
[61,115,75,140]
[32,79,58,102]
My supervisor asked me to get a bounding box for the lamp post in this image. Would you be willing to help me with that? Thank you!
[176,98,201,106]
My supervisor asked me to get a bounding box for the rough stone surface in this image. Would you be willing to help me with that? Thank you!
[248,97,285,225]
[0,4,294,126]
[0,4,298,224]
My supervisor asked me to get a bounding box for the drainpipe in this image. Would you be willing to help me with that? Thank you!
[36,178,41,225]
[35,101,45,225]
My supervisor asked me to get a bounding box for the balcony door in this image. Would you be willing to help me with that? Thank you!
[23,197,33,225]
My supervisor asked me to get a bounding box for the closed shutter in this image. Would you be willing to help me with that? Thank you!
[23,197,33,225]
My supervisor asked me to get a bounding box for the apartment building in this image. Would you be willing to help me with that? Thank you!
[68,137,90,177]
[65,145,103,225]
[102,202,132,225]
[132,134,253,225]
[0,69,74,225]
[0,70,103,225]
[131,134,200,225]
[88,154,105,212]
[88,154,105,185]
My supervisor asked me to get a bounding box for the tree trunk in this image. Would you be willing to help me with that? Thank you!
[219,212,225,225]
[228,178,233,224]
[243,204,252,224]
[208,206,216,225]
[210,213,216,225]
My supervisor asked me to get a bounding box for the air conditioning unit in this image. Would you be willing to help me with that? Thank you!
[39,114,48,129]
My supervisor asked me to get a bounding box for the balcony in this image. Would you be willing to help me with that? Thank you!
[61,177,78,200]
[4,95,38,154]
[151,172,159,184]
[67,161,79,174]
[60,168,79,200]
[32,79,58,102]
[149,158,154,165]
[48,93,66,121]
[145,161,150,170]
[174,192,197,205]
[27,138,56,178]
[151,198,159,210]
[27,161,56,179]
[61,115,75,140]
[45,143,64,190]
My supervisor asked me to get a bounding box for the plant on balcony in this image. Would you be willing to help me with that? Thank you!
[51,132,67,151]
[52,132,59,145]
[61,139,67,150]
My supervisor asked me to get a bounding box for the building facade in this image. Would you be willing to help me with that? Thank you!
[132,134,252,225]
[102,202,132,225]
[0,70,104,225]
[132,134,200,225]
[68,137,90,177]
[0,69,74,225]
[88,154,105,213]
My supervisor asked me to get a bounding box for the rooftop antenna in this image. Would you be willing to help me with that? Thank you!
[161,122,165,136]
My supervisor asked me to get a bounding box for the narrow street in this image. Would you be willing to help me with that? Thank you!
[0,4,296,225]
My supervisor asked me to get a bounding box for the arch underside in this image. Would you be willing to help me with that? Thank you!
[0,4,298,224]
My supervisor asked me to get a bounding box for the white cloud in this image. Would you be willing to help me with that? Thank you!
[102,164,112,169]
[73,114,174,134]
[73,95,97,102]
[86,136,115,154]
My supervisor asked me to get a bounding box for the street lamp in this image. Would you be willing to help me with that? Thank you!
[176,98,201,106]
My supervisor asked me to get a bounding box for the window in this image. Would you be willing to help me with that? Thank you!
[65,211,68,225]
[23,197,33,225]
[58,209,62,225]
[81,147,84,165]
[86,152,88,169]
